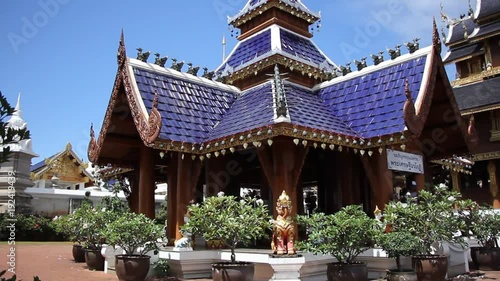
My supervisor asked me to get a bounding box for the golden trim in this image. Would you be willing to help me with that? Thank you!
[473,151,500,161]
[451,66,500,86]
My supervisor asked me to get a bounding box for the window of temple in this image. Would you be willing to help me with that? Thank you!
[490,110,500,141]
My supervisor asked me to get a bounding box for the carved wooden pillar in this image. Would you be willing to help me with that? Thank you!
[128,170,140,213]
[175,154,202,241]
[138,146,155,219]
[450,170,461,193]
[257,137,309,219]
[487,160,500,208]
[166,152,179,244]
[361,149,393,210]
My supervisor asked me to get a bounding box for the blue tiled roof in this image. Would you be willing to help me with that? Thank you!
[317,54,428,138]
[475,0,500,22]
[208,83,275,140]
[224,30,271,69]
[280,29,330,65]
[446,18,476,45]
[31,158,49,172]
[133,67,237,143]
[443,42,484,64]
[286,84,356,136]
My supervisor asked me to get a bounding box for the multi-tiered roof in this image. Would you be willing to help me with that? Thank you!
[89,0,476,166]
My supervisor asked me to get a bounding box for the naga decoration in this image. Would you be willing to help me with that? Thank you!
[271,190,296,256]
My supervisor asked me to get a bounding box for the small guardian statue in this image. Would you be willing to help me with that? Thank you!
[271,190,296,255]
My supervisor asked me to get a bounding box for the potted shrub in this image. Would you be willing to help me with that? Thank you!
[52,213,87,262]
[101,211,165,281]
[384,184,467,281]
[297,205,379,281]
[183,194,272,281]
[462,203,500,271]
[375,222,424,281]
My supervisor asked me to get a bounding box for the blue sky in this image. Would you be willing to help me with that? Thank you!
[0,0,469,164]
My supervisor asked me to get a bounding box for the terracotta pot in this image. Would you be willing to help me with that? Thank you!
[212,262,254,281]
[327,262,368,281]
[412,255,448,281]
[84,248,105,271]
[470,247,500,271]
[115,255,151,281]
[72,244,86,263]
[386,269,418,281]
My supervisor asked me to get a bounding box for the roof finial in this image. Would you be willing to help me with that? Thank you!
[468,0,474,17]
[440,3,450,26]
[117,30,127,66]
[433,17,442,53]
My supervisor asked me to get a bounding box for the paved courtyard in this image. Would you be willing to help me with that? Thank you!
[0,242,498,281]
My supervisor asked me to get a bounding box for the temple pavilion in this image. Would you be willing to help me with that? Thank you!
[88,0,478,242]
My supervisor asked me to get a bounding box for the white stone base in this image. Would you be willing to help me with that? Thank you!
[158,245,470,280]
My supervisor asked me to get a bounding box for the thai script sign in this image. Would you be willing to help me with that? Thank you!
[387,149,423,174]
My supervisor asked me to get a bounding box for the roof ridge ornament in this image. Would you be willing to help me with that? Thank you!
[88,123,98,163]
[404,38,420,54]
[403,79,421,135]
[136,48,151,62]
[142,90,162,144]
[154,53,168,67]
[433,17,442,53]
[117,30,127,67]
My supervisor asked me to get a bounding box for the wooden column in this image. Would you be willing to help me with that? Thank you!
[257,137,309,219]
[128,170,140,213]
[138,146,155,218]
[175,154,202,241]
[487,160,500,209]
[361,149,393,210]
[450,171,461,193]
[166,152,178,244]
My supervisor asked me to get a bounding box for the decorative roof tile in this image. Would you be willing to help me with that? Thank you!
[469,19,500,39]
[453,75,500,112]
[207,83,275,140]
[317,54,428,138]
[445,18,476,46]
[133,67,237,143]
[280,29,333,66]
[225,30,272,69]
[286,84,356,136]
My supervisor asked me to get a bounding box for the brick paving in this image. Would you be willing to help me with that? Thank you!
[0,242,498,281]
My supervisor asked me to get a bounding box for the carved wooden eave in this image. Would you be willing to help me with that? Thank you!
[88,31,162,165]
[229,0,320,28]
[225,54,330,86]
[403,20,478,154]
[150,121,408,158]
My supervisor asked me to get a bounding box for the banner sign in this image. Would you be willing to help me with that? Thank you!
[386,149,424,174]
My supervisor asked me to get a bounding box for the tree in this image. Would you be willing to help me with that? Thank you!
[0,91,30,164]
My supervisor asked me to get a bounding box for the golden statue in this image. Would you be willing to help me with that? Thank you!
[271,190,296,255]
